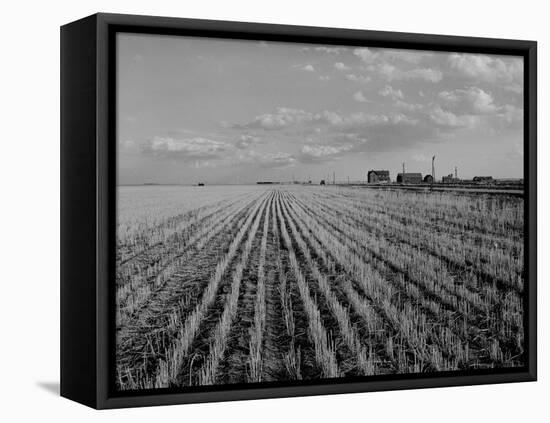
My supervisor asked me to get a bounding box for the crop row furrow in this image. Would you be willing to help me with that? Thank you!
[279,193,378,375]
[303,193,524,323]
[282,192,417,373]
[197,192,272,385]
[310,192,523,293]
[289,191,521,366]
[247,194,271,382]
[322,188,523,236]
[152,192,270,388]
[285,191,471,369]
[116,195,260,327]
[299,192,523,341]
[275,193,340,378]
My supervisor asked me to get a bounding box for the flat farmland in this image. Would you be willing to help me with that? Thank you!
[115,185,525,390]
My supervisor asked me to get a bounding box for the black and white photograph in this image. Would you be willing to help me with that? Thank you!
[115,33,526,391]
[2,0,547,418]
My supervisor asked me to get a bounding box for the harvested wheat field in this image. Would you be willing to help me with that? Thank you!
[115,184,524,390]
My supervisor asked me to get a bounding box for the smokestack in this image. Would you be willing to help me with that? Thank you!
[432,156,436,182]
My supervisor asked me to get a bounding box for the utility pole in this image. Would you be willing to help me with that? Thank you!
[402,162,405,175]
[455,166,458,179]
[432,155,436,182]
[333,171,336,185]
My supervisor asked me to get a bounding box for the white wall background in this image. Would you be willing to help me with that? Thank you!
[1,0,547,420]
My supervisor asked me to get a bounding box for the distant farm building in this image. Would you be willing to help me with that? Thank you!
[320,179,326,185]
[423,174,434,184]
[367,170,390,183]
[397,173,422,184]
[473,176,494,183]
[197,182,205,186]
[442,174,460,184]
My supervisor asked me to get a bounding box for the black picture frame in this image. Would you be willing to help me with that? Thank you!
[60,12,537,409]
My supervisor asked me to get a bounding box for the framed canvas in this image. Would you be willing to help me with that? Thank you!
[60,13,537,409]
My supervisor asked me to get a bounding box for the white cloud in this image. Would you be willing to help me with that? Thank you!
[391,113,419,125]
[438,87,498,114]
[234,106,442,159]
[241,107,314,130]
[382,49,433,64]
[332,111,385,126]
[448,53,523,86]
[374,62,442,83]
[379,85,404,100]
[353,48,380,64]
[239,107,420,132]
[300,144,353,162]
[319,75,331,81]
[146,137,231,159]
[437,87,522,129]
[314,46,346,54]
[345,74,371,84]
[405,68,442,82]
[329,111,417,127]
[395,100,423,112]
[464,88,497,114]
[302,144,351,157]
[354,47,433,65]
[438,91,459,102]
[353,91,370,103]
[300,64,315,72]
[318,111,344,125]
[378,85,423,111]
[334,62,351,71]
[353,47,443,83]
[429,107,479,128]
[235,134,260,149]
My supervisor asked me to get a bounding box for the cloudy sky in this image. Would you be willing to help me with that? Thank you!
[117,33,524,185]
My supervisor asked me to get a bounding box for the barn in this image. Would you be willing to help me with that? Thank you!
[367,170,390,183]
[397,172,422,184]
[423,174,434,184]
